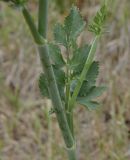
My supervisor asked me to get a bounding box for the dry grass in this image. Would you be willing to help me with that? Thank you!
[0,0,130,159]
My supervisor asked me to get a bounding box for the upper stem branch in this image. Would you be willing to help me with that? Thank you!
[22,7,44,44]
[38,0,48,38]
[70,36,99,110]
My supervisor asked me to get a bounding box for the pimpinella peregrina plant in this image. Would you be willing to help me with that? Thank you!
[0,0,108,159]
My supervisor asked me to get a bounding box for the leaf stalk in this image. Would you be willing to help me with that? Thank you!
[70,36,99,110]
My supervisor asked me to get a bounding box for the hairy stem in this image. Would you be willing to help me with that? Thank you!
[38,0,48,38]
[22,4,77,159]
[38,45,74,148]
[22,7,44,44]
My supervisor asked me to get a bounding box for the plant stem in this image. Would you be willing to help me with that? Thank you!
[65,47,75,138]
[22,3,77,159]
[65,63,70,111]
[67,36,99,139]
[38,0,48,38]
[22,7,44,44]
[38,44,74,148]
[67,144,77,160]
[66,111,74,137]
[70,36,99,110]
[65,47,71,112]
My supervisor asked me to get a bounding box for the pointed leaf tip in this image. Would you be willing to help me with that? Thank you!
[64,6,86,41]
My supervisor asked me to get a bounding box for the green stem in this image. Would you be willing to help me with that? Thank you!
[38,0,48,38]
[70,36,99,110]
[65,64,70,111]
[22,8,44,44]
[22,4,77,159]
[66,111,74,137]
[65,46,70,112]
[65,48,74,137]
[67,144,77,160]
[38,45,74,148]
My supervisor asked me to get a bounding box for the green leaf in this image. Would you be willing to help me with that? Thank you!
[54,23,67,47]
[64,6,86,42]
[53,66,65,85]
[78,61,99,96]
[83,86,106,100]
[77,98,100,110]
[78,81,92,97]
[39,68,66,101]
[72,59,105,110]
[70,44,90,73]
[48,44,65,67]
[86,61,99,84]
[39,73,49,98]
[77,86,106,110]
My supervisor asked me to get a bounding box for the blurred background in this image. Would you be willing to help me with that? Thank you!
[0,0,130,159]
